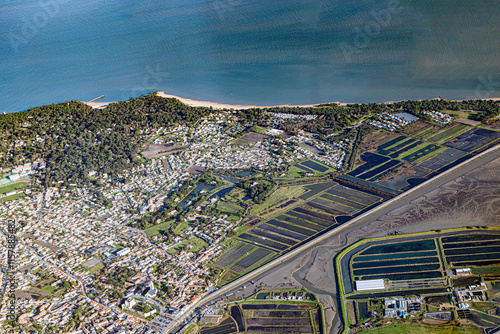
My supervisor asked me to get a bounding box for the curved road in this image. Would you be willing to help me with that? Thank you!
[172,144,500,330]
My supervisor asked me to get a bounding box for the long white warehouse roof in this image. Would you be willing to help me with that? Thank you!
[355,279,385,291]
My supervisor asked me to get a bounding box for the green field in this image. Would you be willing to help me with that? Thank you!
[173,220,190,235]
[402,144,441,163]
[249,197,278,215]
[273,185,307,198]
[471,266,500,275]
[144,221,173,238]
[0,193,25,203]
[427,124,469,143]
[0,181,28,194]
[167,237,208,254]
[360,323,481,334]
[284,165,309,179]
[235,226,250,234]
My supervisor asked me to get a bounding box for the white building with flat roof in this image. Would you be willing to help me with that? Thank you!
[355,279,385,291]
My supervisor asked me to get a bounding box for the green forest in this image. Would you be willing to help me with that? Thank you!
[0,94,498,189]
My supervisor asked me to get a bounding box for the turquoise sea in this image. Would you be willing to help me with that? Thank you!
[1,0,500,113]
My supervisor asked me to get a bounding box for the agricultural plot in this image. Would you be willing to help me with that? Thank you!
[300,160,329,172]
[229,248,274,274]
[266,220,317,236]
[288,208,334,226]
[401,144,441,163]
[238,233,288,251]
[417,148,468,171]
[381,138,417,155]
[441,234,500,267]
[427,124,469,143]
[298,182,336,200]
[443,128,500,152]
[304,201,345,216]
[326,185,381,206]
[258,224,308,241]
[348,152,390,177]
[388,140,422,158]
[237,301,321,334]
[320,193,366,210]
[292,207,334,222]
[338,175,400,195]
[247,229,298,246]
[310,198,358,215]
[200,317,237,334]
[357,160,403,180]
[378,166,429,190]
[376,136,408,153]
[275,215,324,232]
[294,164,314,172]
[215,242,254,267]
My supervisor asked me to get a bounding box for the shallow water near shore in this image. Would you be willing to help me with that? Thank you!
[1,0,500,113]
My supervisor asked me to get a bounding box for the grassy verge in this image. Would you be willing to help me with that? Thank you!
[144,221,173,238]
[272,185,307,198]
[167,236,208,254]
[173,220,190,235]
[427,124,470,144]
[249,197,278,215]
[359,323,481,334]
[0,193,24,203]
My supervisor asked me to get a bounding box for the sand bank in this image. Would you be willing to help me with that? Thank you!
[155,92,336,109]
[83,92,500,110]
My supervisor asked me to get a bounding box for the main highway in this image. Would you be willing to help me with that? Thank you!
[169,143,500,332]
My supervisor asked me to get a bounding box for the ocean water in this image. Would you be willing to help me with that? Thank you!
[1,0,500,113]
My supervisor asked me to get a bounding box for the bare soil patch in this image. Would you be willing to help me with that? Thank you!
[142,143,186,159]
[234,132,270,145]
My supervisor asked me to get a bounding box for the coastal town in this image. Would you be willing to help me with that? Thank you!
[1,97,500,334]
[0,109,352,333]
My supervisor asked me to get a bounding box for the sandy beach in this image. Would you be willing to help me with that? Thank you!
[155,92,335,109]
[83,92,500,110]
[83,92,344,110]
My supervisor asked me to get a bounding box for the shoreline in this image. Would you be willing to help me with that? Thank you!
[83,92,500,110]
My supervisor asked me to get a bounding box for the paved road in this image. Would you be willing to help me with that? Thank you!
[172,144,500,328]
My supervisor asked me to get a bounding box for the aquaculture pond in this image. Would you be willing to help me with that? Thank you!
[353,250,438,262]
[178,182,215,209]
[360,239,436,255]
[301,160,328,172]
[361,271,443,281]
[209,186,234,200]
[276,215,324,231]
[258,224,307,241]
[352,264,441,276]
[352,257,439,269]
[441,234,500,243]
[235,171,254,177]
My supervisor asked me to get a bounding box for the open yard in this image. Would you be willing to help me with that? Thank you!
[144,221,173,238]
[167,237,208,254]
[360,323,481,334]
